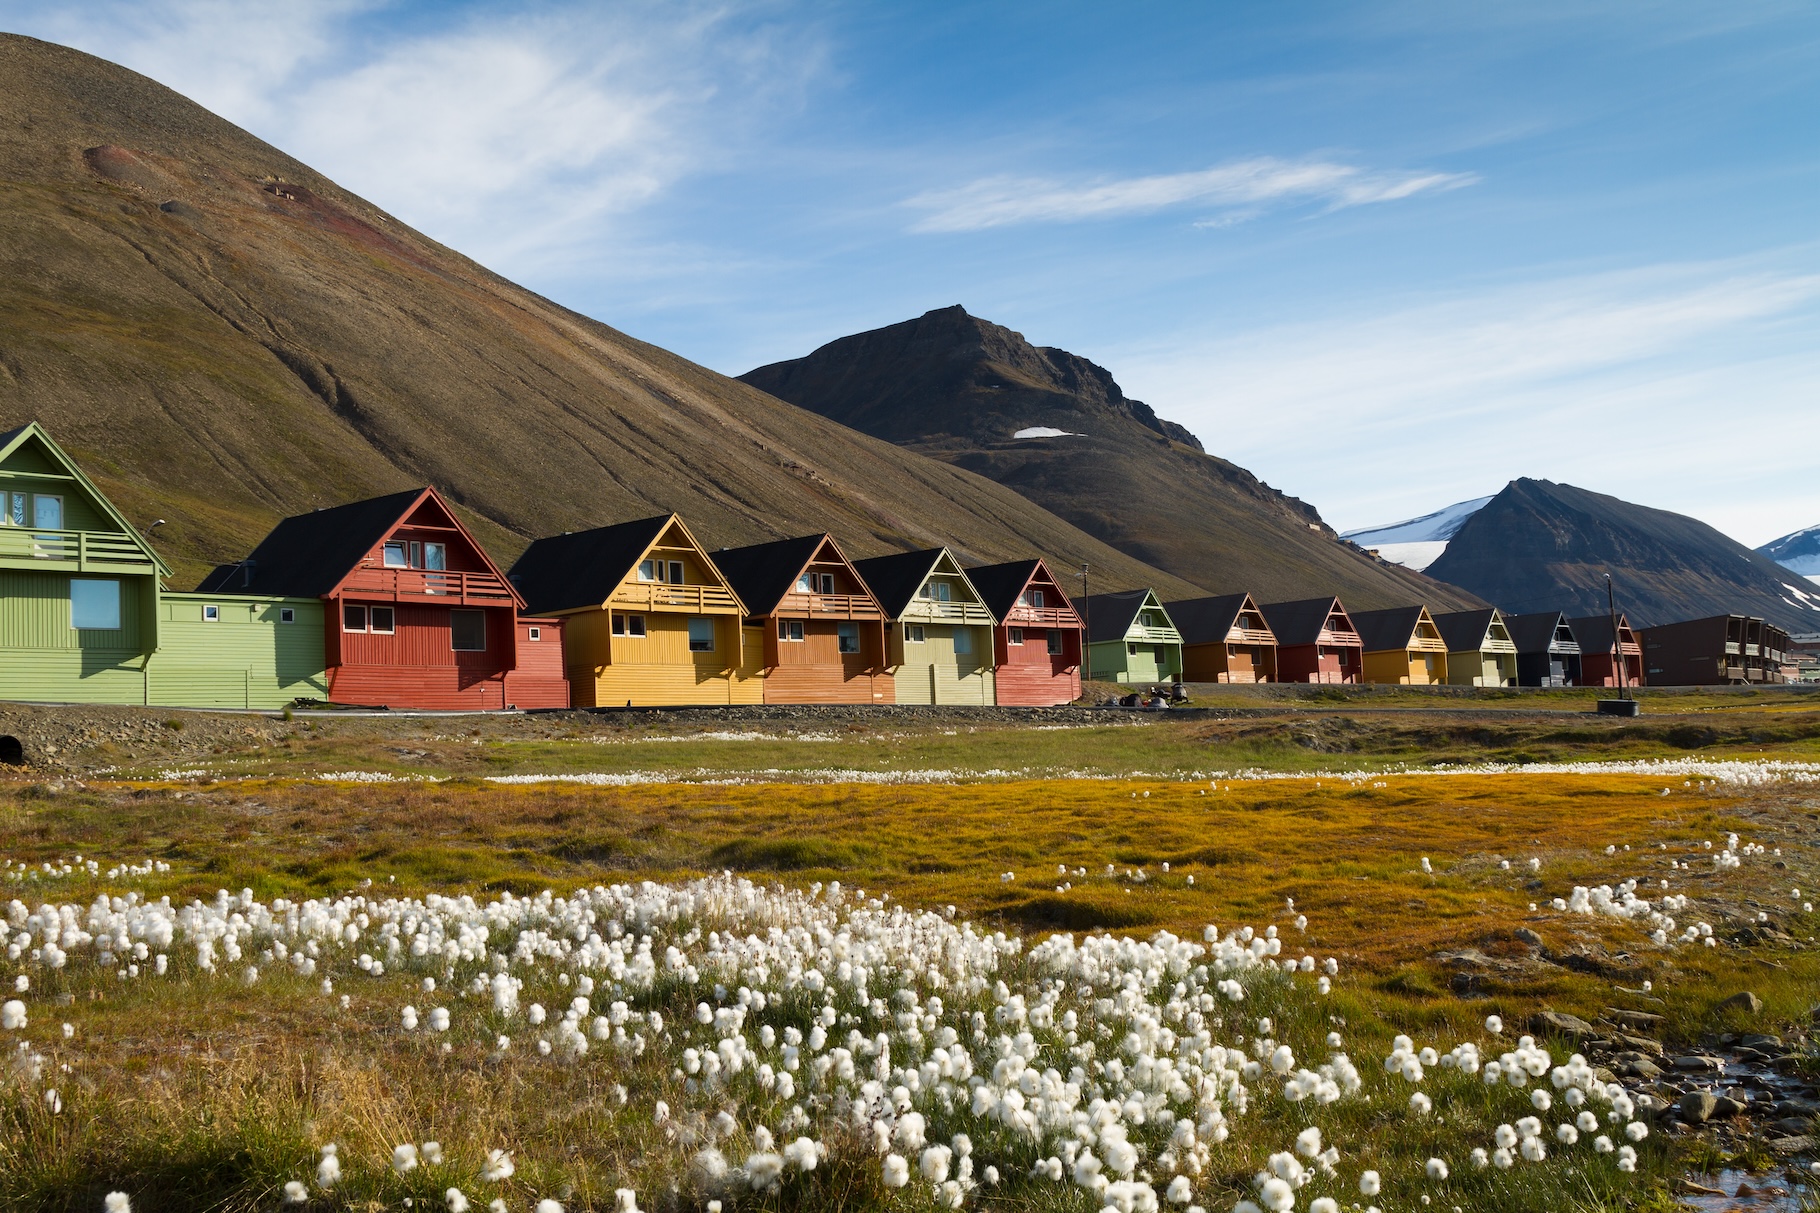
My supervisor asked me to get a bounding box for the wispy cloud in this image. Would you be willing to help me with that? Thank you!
[905,157,1476,232]
[1115,255,1820,542]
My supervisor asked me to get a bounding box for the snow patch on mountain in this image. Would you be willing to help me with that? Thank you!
[1760,523,1820,585]
[1341,496,1494,572]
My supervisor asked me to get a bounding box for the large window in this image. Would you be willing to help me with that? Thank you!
[837,622,860,654]
[638,559,685,584]
[70,579,120,630]
[919,580,952,602]
[1047,631,1064,656]
[688,617,715,652]
[33,495,62,530]
[383,540,447,570]
[953,627,972,655]
[451,609,486,651]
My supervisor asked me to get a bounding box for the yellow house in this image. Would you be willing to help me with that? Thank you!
[1434,608,1519,687]
[1352,605,1451,686]
[507,514,760,707]
[851,548,996,705]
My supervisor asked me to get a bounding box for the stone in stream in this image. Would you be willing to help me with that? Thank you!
[1768,1134,1815,1155]
[1679,1091,1720,1123]
[1675,1055,1727,1072]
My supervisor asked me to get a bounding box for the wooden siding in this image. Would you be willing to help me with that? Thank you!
[149,593,327,708]
[993,625,1080,706]
[761,617,892,704]
[328,600,520,709]
[1274,644,1359,684]
[0,568,157,703]
[570,613,761,707]
[1362,648,1449,686]
[0,651,148,703]
[1088,638,1184,684]
[888,623,994,705]
[1181,641,1277,683]
[504,618,569,709]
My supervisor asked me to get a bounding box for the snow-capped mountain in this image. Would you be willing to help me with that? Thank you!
[1341,496,1493,572]
[1759,524,1820,586]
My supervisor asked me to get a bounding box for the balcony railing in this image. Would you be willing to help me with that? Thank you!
[0,527,159,573]
[1126,624,1183,644]
[902,598,994,624]
[342,564,517,606]
[1224,626,1277,645]
[778,591,884,620]
[611,582,742,613]
[1003,605,1081,627]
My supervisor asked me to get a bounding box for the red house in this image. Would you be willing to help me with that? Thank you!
[1568,613,1645,689]
[965,558,1084,706]
[199,488,567,709]
[1258,596,1362,684]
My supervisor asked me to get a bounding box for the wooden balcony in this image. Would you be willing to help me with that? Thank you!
[611,581,743,614]
[777,591,884,620]
[0,527,159,575]
[342,564,517,606]
[1127,624,1183,644]
[1004,605,1082,627]
[902,598,994,625]
[1224,626,1277,645]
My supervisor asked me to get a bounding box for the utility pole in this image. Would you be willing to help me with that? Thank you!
[1605,573,1627,699]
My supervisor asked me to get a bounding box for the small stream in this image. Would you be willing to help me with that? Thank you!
[1678,1169,1814,1212]
[1663,1035,1819,1212]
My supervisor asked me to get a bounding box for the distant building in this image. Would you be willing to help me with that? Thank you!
[1258,596,1361,684]
[1168,593,1278,684]
[1353,605,1450,686]
[1569,613,1645,689]
[1640,614,1760,685]
[967,558,1085,706]
[1433,608,1519,687]
[1078,589,1184,685]
[1504,612,1583,688]
[852,549,997,705]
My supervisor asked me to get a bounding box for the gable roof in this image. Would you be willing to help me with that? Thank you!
[1433,608,1501,653]
[197,487,439,597]
[1570,613,1638,652]
[508,515,674,616]
[0,421,171,578]
[1078,589,1169,644]
[1504,611,1576,654]
[1167,594,1265,646]
[1258,597,1355,647]
[851,549,949,618]
[1351,606,1429,653]
[964,559,1042,620]
[712,533,841,616]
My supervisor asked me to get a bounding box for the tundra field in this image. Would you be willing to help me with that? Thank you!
[2,691,1819,1213]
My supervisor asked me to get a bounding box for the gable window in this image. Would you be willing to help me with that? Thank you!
[688,617,715,652]
[1046,631,1064,656]
[613,613,646,637]
[904,624,925,644]
[837,621,860,654]
[33,495,62,531]
[953,627,973,655]
[795,572,813,593]
[818,573,835,594]
[70,579,120,630]
[370,606,396,635]
[1008,627,1025,646]
[383,542,409,568]
[343,604,367,632]
[4,492,24,526]
[202,604,221,623]
[424,543,446,571]
[450,609,485,651]
[279,607,296,624]
[778,619,805,642]
[528,626,541,641]
[384,541,448,570]
[637,559,657,582]
[1022,589,1045,608]
[669,560,685,585]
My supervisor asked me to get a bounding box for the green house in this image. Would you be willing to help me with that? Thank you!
[0,423,326,708]
[1079,588,1184,684]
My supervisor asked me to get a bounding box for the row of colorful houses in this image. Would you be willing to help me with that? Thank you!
[1,422,1797,712]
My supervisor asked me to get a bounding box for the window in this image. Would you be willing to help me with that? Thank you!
[778,619,805,642]
[1228,644,1239,657]
[1127,643,1139,656]
[343,603,367,632]
[279,607,296,624]
[613,614,646,637]
[4,492,24,525]
[795,572,813,593]
[451,609,486,651]
[32,495,62,530]
[637,559,657,582]
[920,580,951,602]
[370,606,396,635]
[669,560,685,585]
[382,541,409,568]
[688,617,715,652]
[528,626,541,641]
[1009,627,1025,646]
[70,579,120,630]
[905,624,925,644]
[1024,589,1045,609]
[1047,631,1064,656]
[424,543,446,571]
[953,628,972,655]
[202,604,220,623]
[837,622,860,654]
[818,573,835,594]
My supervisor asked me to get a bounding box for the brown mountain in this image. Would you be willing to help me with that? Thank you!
[740,307,1478,610]
[0,34,1199,598]
[1426,479,1820,632]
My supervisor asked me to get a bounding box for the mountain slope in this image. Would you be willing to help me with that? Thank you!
[1425,479,1820,630]
[740,306,1478,610]
[0,34,1198,598]
[1341,496,1493,572]
[1760,525,1820,586]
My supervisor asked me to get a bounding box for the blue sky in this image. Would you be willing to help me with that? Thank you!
[5,1,1819,544]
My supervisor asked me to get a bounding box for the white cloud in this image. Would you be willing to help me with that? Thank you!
[1114,255,1820,546]
[905,156,1476,232]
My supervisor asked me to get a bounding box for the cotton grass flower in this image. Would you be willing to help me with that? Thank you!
[882,1153,910,1187]
[104,1195,131,1213]
[1425,1158,1449,1180]
[1,998,25,1029]
[317,1144,341,1189]
[393,1144,420,1175]
[1359,1171,1381,1196]
[482,1150,516,1182]
[536,1201,564,1213]
[446,1190,471,1213]
[283,1180,308,1203]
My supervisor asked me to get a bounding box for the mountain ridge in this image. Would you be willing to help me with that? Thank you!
[740,306,1480,610]
[0,33,1201,599]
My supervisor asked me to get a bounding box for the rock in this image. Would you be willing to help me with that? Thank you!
[1615,1054,1663,1079]
[1676,1178,1726,1197]
[1719,991,1764,1015]
[1713,1096,1747,1119]
[1618,1033,1665,1056]
[1532,1010,1597,1038]
[1773,1117,1814,1135]
[1675,1055,1727,1072]
[1739,1033,1784,1050]
[1514,927,1545,947]
[1680,1091,1720,1123]
[1768,1134,1815,1155]
[1605,1007,1665,1029]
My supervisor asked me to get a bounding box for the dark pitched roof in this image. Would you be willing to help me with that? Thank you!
[1568,614,1634,651]
[195,488,425,596]
[0,424,27,448]
[1166,594,1259,646]
[851,549,945,617]
[1433,608,1499,653]
[1351,606,1427,653]
[1078,589,1156,644]
[1505,611,1577,654]
[1258,597,1353,646]
[711,534,829,616]
[965,560,1042,620]
[508,515,672,616]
